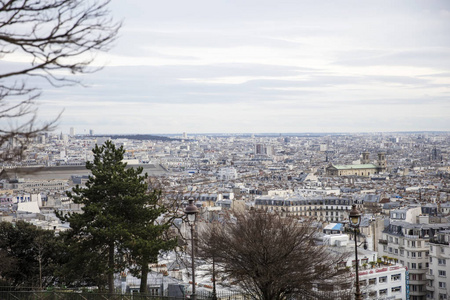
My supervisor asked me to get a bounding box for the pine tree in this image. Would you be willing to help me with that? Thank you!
[60,140,176,294]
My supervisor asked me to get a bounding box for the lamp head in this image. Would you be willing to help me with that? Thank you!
[349,204,361,228]
[184,198,198,225]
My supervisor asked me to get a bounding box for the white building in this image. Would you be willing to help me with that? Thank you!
[217,167,238,180]
[358,265,408,300]
[427,230,450,300]
[378,215,450,300]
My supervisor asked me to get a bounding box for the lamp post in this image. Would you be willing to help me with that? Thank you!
[211,253,217,300]
[185,199,198,300]
[349,204,362,300]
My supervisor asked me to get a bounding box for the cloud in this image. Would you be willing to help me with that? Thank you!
[334,48,450,69]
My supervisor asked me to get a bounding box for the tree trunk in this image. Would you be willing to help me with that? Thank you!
[140,259,149,294]
[108,242,115,295]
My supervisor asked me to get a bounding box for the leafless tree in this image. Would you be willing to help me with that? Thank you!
[0,0,120,161]
[199,210,353,300]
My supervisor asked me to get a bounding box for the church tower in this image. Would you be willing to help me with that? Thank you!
[377,152,387,171]
[361,151,370,164]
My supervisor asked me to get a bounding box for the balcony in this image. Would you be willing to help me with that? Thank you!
[408,290,427,297]
[379,239,388,245]
[425,273,435,280]
[409,279,427,285]
[404,234,420,239]
[429,238,450,245]
[426,285,435,291]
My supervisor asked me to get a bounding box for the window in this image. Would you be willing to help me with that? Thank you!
[438,270,446,277]
[412,252,416,258]
[400,249,404,256]
[419,263,422,269]
[368,278,376,285]
[379,276,387,283]
[418,251,422,258]
[391,274,401,281]
[411,263,417,269]
[395,249,398,254]
[379,289,387,295]
[438,259,446,265]
[439,282,446,288]
[392,286,401,293]
[439,294,447,300]
[412,241,416,247]
[389,247,393,253]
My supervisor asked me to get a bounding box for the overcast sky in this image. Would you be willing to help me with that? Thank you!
[38,0,450,135]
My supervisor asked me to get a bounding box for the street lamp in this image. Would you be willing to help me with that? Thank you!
[185,198,198,300]
[349,204,362,300]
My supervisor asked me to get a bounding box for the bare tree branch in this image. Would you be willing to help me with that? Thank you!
[0,0,121,162]
[198,211,353,300]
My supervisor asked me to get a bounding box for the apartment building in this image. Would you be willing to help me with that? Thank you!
[379,217,450,300]
[427,230,450,300]
[254,195,353,223]
[359,265,408,300]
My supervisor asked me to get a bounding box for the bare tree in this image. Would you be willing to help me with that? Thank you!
[199,211,352,300]
[0,0,120,161]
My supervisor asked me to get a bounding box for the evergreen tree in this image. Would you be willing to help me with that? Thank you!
[125,189,177,294]
[0,221,62,288]
[60,140,176,293]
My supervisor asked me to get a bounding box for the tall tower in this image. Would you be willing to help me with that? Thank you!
[377,152,387,171]
[361,151,370,164]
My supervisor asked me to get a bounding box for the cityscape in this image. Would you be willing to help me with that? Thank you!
[0,130,449,299]
[1,0,450,300]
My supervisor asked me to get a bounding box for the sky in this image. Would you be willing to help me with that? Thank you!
[32,0,450,134]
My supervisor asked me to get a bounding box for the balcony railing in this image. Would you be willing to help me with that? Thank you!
[379,239,388,245]
[404,234,420,239]
[429,238,450,245]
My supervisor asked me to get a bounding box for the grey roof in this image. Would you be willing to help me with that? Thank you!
[1,164,168,181]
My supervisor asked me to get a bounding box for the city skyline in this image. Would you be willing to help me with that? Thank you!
[9,0,450,134]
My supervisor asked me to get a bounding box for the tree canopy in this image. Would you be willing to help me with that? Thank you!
[59,140,176,293]
[0,221,62,288]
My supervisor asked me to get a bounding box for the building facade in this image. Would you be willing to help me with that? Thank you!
[379,220,450,300]
[326,152,387,176]
[427,230,450,300]
[254,196,353,223]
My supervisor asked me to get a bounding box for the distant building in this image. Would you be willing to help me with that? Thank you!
[430,147,442,162]
[255,143,274,156]
[254,196,353,223]
[217,167,238,180]
[326,152,387,176]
